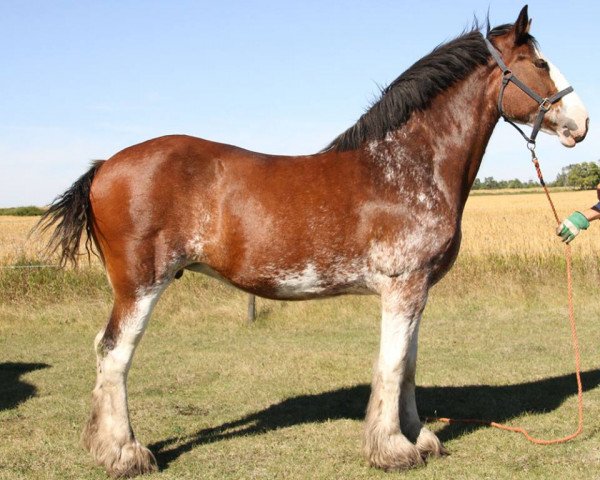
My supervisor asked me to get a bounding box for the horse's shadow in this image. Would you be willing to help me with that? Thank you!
[0,362,51,411]
[151,369,600,469]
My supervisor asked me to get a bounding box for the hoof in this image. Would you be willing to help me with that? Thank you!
[83,422,157,478]
[106,442,158,478]
[416,427,449,460]
[364,432,425,471]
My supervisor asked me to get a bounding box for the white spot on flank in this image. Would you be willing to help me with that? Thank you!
[187,212,211,258]
[276,262,325,295]
[188,234,205,257]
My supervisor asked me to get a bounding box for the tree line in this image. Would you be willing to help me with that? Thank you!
[473,161,600,190]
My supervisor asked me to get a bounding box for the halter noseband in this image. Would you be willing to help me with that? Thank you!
[484,38,574,148]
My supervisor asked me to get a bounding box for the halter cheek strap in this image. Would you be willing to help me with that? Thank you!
[484,38,574,147]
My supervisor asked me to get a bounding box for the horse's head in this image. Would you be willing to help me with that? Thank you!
[487,6,589,147]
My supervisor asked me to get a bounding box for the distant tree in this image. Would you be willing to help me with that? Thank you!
[472,176,538,190]
[553,169,568,187]
[506,179,524,189]
[469,168,600,190]
[483,177,499,189]
[526,179,538,188]
[557,162,600,189]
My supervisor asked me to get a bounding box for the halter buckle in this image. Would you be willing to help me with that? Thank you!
[539,98,552,112]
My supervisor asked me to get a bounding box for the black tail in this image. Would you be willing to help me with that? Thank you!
[34,160,105,267]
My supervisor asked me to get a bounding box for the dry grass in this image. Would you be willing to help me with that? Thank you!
[2,266,600,479]
[2,191,600,479]
[0,215,103,267]
[0,216,47,265]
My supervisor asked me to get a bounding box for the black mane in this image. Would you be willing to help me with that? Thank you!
[324,25,527,152]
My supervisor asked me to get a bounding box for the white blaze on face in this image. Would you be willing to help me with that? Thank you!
[535,47,589,147]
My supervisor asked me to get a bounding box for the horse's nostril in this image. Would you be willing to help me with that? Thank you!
[574,119,589,143]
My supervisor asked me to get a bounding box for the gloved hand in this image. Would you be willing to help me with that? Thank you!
[556,211,590,243]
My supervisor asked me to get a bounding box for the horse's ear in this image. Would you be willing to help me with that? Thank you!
[513,5,531,45]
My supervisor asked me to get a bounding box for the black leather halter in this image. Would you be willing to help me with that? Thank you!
[484,38,574,147]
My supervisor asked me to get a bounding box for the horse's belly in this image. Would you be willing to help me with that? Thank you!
[264,262,371,299]
[186,260,371,300]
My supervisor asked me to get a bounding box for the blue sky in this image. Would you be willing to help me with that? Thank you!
[1,0,598,206]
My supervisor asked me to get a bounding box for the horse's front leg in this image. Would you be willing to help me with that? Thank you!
[399,313,448,460]
[364,273,439,471]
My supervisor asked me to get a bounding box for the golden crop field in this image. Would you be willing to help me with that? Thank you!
[461,190,600,261]
[0,216,47,265]
[2,189,599,267]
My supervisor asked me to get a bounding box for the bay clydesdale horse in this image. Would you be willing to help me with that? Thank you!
[39,6,588,477]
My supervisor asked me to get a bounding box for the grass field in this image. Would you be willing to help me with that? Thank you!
[2,190,600,479]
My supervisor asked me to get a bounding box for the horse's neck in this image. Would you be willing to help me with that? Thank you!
[365,66,499,215]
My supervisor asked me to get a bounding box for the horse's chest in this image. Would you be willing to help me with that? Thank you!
[368,221,458,278]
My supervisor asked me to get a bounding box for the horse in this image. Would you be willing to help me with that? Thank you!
[38,6,589,477]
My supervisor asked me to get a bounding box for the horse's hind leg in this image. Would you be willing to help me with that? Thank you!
[82,271,169,478]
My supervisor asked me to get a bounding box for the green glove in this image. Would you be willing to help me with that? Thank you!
[556,211,590,243]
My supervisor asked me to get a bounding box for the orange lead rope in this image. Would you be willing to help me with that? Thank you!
[427,149,584,445]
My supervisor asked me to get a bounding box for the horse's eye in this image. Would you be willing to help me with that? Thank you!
[533,58,549,70]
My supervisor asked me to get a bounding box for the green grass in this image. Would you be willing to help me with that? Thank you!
[1,258,600,479]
